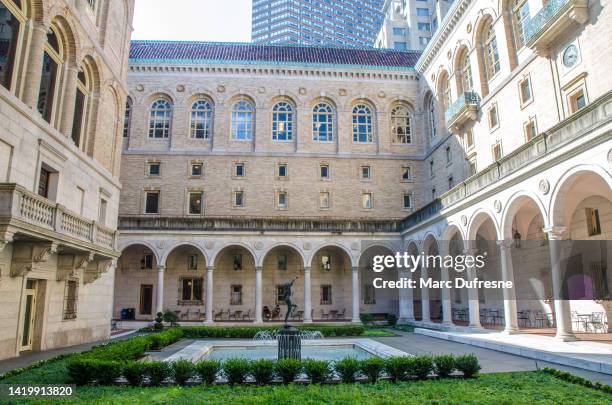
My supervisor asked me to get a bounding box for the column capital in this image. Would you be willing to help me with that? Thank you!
[496,240,513,250]
[543,226,566,240]
[351,266,359,273]
[206,266,214,272]
[303,266,311,273]
[156,265,165,271]
[255,266,263,272]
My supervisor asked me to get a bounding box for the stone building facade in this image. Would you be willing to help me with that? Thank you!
[0,0,134,360]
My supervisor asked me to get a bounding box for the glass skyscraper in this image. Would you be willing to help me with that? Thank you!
[251,0,385,47]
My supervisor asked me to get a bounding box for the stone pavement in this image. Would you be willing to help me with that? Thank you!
[373,329,612,385]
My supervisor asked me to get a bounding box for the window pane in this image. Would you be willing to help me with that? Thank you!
[145,192,159,214]
[38,52,58,122]
[189,192,202,214]
[0,4,20,90]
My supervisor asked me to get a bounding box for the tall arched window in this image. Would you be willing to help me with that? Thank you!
[272,101,293,141]
[71,64,93,148]
[231,100,254,140]
[190,99,213,139]
[38,28,63,123]
[312,102,334,142]
[391,105,411,144]
[512,0,530,48]
[148,98,172,138]
[123,97,132,138]
[460,52,473,93]
[0,0,24,91]
[428,97,437,138]
[483,23,500,80]
[352,104,373,143]
[441,77,451,111]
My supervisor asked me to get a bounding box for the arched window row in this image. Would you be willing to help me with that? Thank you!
[128,97,416,145]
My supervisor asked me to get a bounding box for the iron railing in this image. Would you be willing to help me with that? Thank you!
[524,0,571,43]
[444,91,480,125]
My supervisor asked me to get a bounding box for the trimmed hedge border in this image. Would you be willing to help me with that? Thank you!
[179,325,365,339]
[542,368,612,394]
[68,354,480,386]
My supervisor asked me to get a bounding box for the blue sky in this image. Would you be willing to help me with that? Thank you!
[132,0,253,42]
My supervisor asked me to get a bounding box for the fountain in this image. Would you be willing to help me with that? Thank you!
[277,276,301,360]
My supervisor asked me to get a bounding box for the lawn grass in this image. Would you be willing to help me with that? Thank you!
[6,371,610,404]
[362,329,396,337]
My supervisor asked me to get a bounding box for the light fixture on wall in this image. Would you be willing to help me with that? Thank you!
[512,217,522,248]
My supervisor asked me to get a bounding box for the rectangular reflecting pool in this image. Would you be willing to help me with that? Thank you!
[202,344,373,361]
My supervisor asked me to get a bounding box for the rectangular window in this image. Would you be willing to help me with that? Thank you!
[320,285,332,305]
[419,36,430,46]
[362,193,373,209]
[416,8,429,16]
[448,176,454,190]
[181,277,203,302]
[230,285,243,305]
[492,143,503,161]
[234,191,244,207]
[570,90,587,113]
[417,22,431,31]
[235,163,245,177]
[141,254,153,270]
[468,157,477,176]
[401,166,412,182]
[319,191,330,209]
[188,255,198,270]
[394,42,407,50]
[465,129,474,148]
[321,255,331,271]
[519,77,532,105]
[361,166,371,180]
[191,163,203,177]
[277,191,287,208]
[148,162,160,176]
[145,191,160,214]
[403,194,412,209]
[585,208,602,236]
[277,253,288,270]
[232,254,243,271]
[38,167,51,198]
[445,145,452,163]
[392,27,406,36]
[63,279,78,320]
[432,188,436,200]
[320,164,329,179]
[429,160,435,177]
[524,119,537,141]
[488,105,499,129]
[364,284,376,304]
[278,164,287,177]
[98,198,107,225]
[276,285,284,304]
[38,52,58,123]
[189,192,203,215]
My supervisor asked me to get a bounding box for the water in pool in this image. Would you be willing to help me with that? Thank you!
[202,345,373,361]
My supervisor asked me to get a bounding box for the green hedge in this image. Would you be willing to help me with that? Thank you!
[69,355,479,386]
[180,325,364,339]
[542,368,612,394]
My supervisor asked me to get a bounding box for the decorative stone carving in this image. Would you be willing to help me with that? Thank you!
[607,149,612,163]
[217,85,226,93]
[539,179,550,195]
[258,87,266,94]
[254,241,264,250]
[467,23,472,33]
[302,242,311,251]
[447,50,452,59]
[299,87,307,95]
[176,84,185,92]
[205,241,215,250]
[83,259,114,284]
[57,253,94,281]
[494,200,502,213]
[461,215,468,226]
[11,242,59,277]
[378,91,386,98]
[136,84,144,92]
[338,89,347,96]
[156,241,165,249]
[351,242,360,251]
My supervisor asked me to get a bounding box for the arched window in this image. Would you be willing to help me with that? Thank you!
[272,101,293,141]
[483,23,500,80]
[312,102,334,142]
[352,104,373,143]
[391,105,411,144]
[148,98,172,138]
[190,99,213,139]
[231,100,254,140]
[512,0,530,48]
[0,0,24,91]
[460,52,473,93]
[123,97,132,138]
[71,64,93,148]
[428,97,437,138]
[440,76,451,111]
[38,28,63,123]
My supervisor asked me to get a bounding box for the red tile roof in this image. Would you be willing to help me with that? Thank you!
[129,41,420,69]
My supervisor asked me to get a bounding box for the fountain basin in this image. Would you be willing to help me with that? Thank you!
[163,339,408,363]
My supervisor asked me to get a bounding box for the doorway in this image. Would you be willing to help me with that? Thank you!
[20,279,38,351]
[140,284,153,316]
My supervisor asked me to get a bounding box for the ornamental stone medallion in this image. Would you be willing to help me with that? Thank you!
[205,241,215,250]
[217,85,226,93]
[494,200,502,213]
[461,215,468,226]
[136,84,144,92]
[302,242,311,251]
[176,84,185,92]
[607,148,612,163]
[539,179,550,195]
[254,241,264,250]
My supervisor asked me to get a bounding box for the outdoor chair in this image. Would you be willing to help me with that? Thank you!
[588,312,606,333]
[243,309,252,321]
[181,309,190,320]
[321,309,329,320]
[336,308,346,320]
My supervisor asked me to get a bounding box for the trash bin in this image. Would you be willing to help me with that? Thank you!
[126,308,135,320]
[120,308,128,320]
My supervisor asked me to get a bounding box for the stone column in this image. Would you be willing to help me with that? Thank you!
[303,267,312,323]
[255,266,263,323]
[205,266,214,324]
[465,247,482,328]
[544,227,577,341]
[60,65,79,138]
[156,265,165,315]
[23,23,48,109]
[497,241,519,334]
[351,266,360,323]
[398,267,415,324]
[420,258,431,323]
[439,244,453,327]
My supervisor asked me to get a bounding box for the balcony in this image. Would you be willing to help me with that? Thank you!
[445,92,480,133]
[0,184,117,255]
[524,0,589,56]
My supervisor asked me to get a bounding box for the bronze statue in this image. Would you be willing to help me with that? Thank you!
[281,276,299,324]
